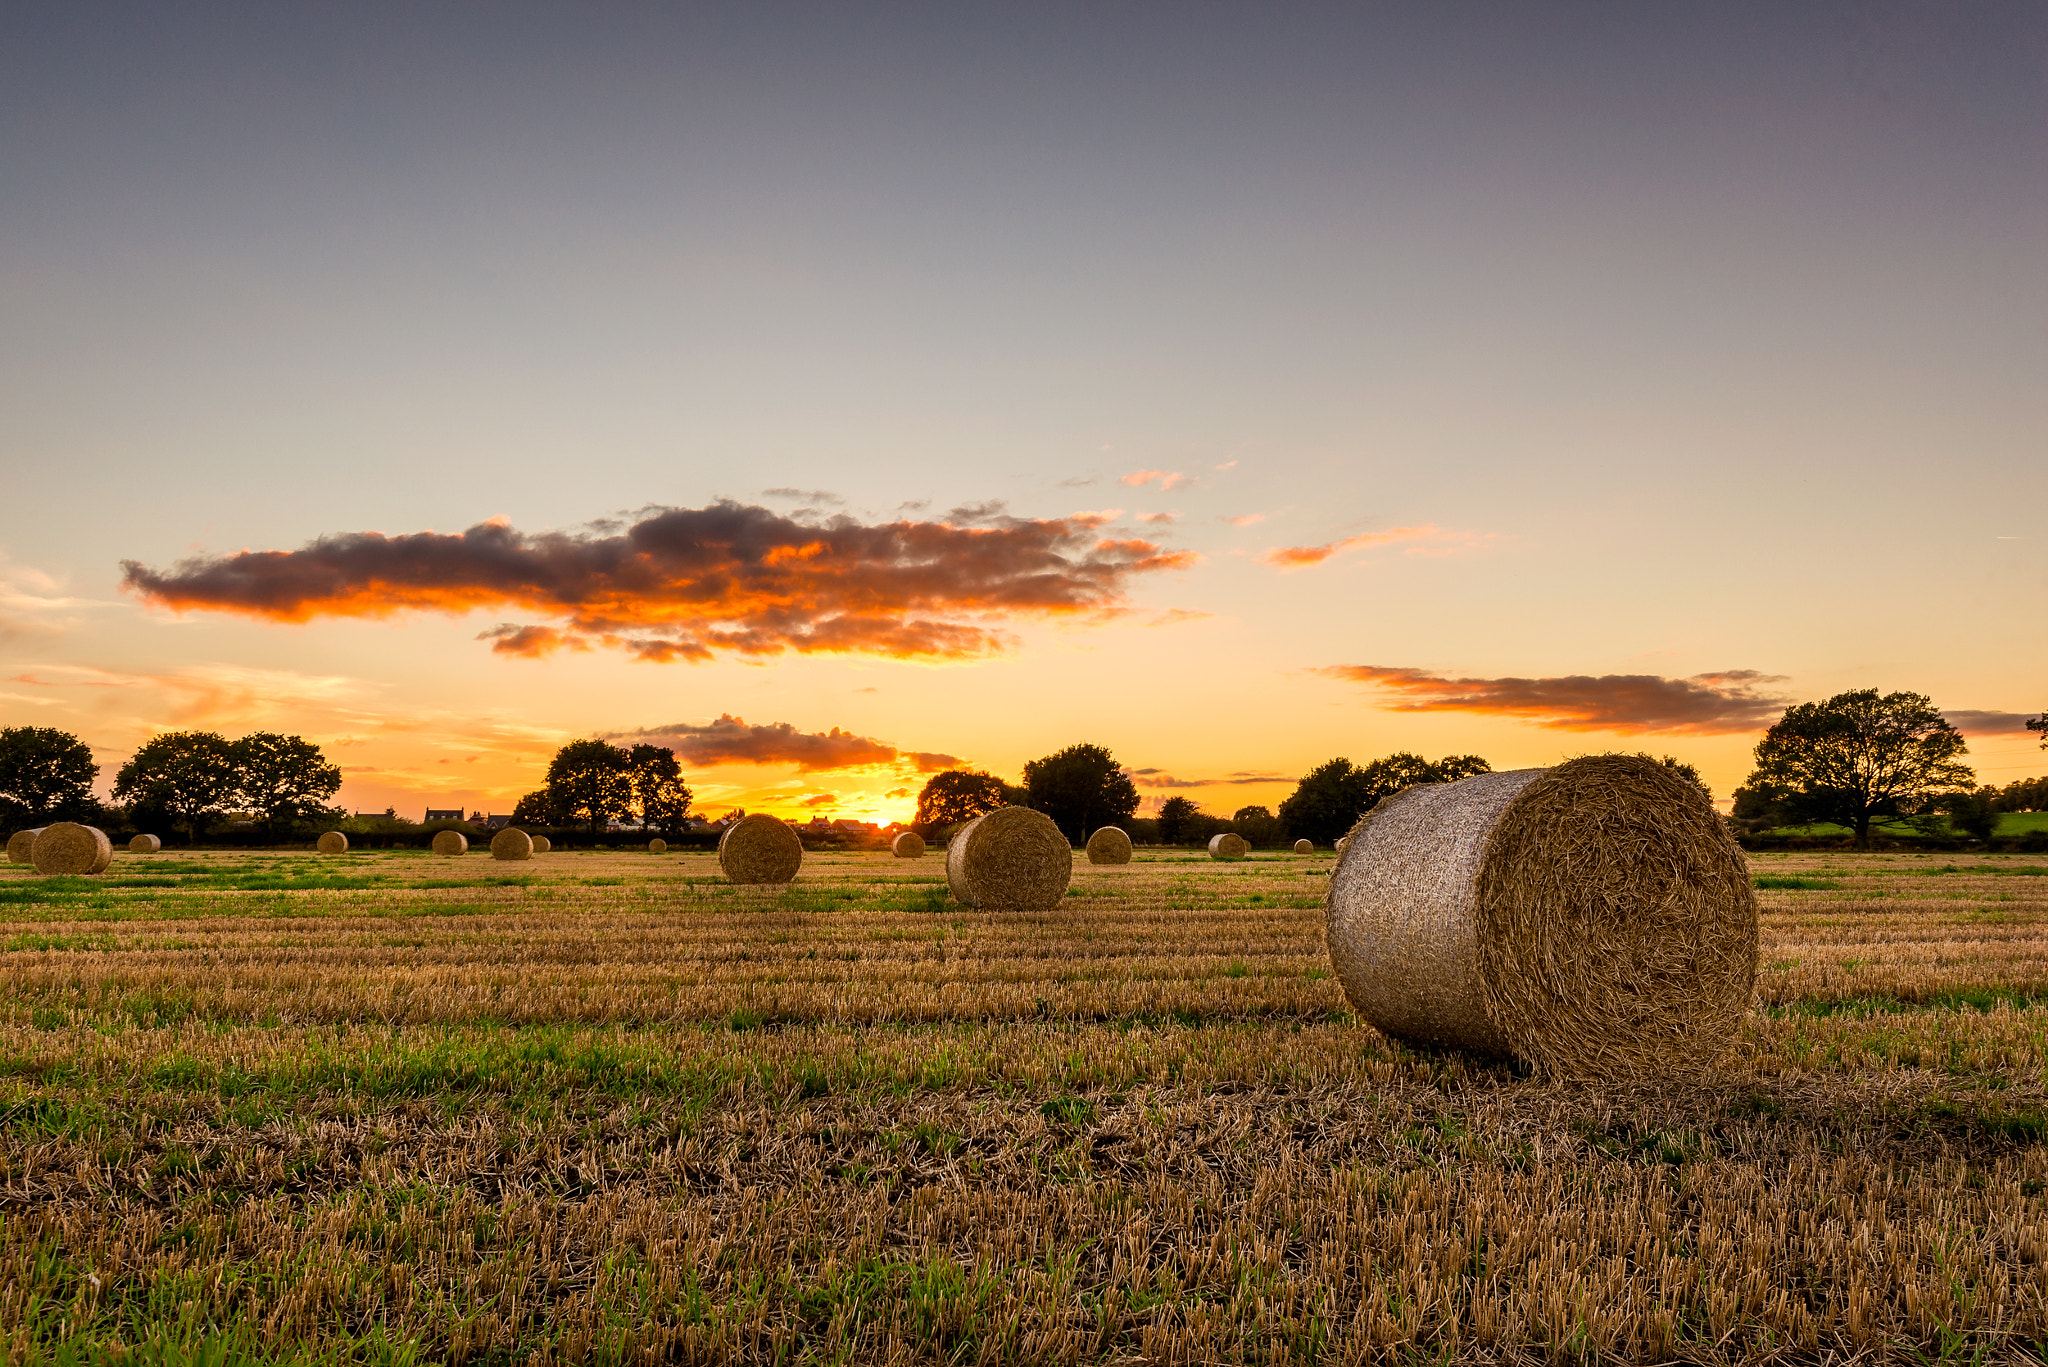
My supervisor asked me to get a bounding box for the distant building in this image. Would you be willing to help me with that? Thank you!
[423,808,464,823]
[481,814,512,831]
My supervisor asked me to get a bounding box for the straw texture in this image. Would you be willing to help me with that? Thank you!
[946,806,1071,912]
[1325,756,1758,1077]
[431,830,468,857]
[1294,839,1313,854]
[129,834,161,854]
[31,823,112,876]
[491,828,534,861]
[648,838,667,853]
[718,814,803,885]
[316,832,349,855]
[7,830,42,865]
[1085,826,1133,865]
[532,836,551,854]
[891,831,926,859]
[1208,832,1249,861]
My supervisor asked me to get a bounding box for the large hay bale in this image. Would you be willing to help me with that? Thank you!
[316,831,349,855]
[719,813,803,885]
[891,830,926,858]
[532,835,551,854]
[491,827,534,861]
[432,830,468,857]
[1293,838,1313,854]
[7,829,43,865]
[1085,825,1132,865]
[1325,755,1758,1077]
[947,806,1071,911]
[1208,832,1249,861]
[31,823,112,875]
[129,834,162,854]
[648,838,667,853]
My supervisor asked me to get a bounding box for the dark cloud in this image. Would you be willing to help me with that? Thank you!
[476,623,585,657]
[609,714,962,773]
[1943,710,2041,735]
[1129,768,1287,789]
[121,500,1195,664]
[1317,665,1790,735]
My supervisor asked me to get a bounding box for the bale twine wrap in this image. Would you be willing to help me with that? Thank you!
[491,828,533,861]
[891,831,926,859]
[946,806,1071,912]
[7,830,43,865]
[1293,838,1313,854]
[1325,756,1758,1076]
[718,813,803,885]
[129,834,162,854]
[431,830,468,857]
[648,838,667,853]
[31,823,112,875]
[316,831,349,855]
[532,835,551,854]
[1085,826,1132,865]
[1208,832,1249,861]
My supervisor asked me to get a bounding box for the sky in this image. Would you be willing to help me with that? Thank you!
[2,2,2043,823]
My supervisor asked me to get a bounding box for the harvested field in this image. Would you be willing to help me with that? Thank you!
[0,847,2043,1364]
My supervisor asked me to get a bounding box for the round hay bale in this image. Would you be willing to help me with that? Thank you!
[491,827,534,861]
[1335,834,1352,857]
[946,806,1071,912]
[1208,832,1249,861]
[1293,838,1313,854]
[718,813,803,885]
[129,834,162,854]
[648,838,667,853]
[316,831,349,855]
[1085,826,1132,865]
[7,829,43,865]
[31,823,112,876]
[532,835,551,854]
[1325,755,1758,1077]
[891,830,926,858]
[431,830,468,857]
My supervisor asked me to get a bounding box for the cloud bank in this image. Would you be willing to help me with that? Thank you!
[610,715,962,773]
[1318,665,1789,735]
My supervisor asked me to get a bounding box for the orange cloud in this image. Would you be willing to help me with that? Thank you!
[1317,665,1790,735]
[609,714,963,773]
[1258,524,1499,569]
[1119,469,1192,491]
[121,501,1197,664]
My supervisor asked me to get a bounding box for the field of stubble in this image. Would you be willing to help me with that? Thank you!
[0,846,2043,1366]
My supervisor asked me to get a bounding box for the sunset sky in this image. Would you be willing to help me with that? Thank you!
[3,3,2043,824]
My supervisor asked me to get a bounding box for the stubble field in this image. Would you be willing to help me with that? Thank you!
[0,845,2043,1366]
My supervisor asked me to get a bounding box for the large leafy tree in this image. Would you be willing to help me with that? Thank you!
[113,731,239,845]
[1155,795,1200,845]
[1022,743,1140,845]
[0,726,100,826]
[543,739,634,837]
[627,743,693,834]
[231,732,341,834]
[1741,689,1974,848]
[914,770,1018,831]
[1277,752,1492,845]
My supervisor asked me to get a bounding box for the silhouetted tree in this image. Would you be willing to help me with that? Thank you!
[1277,753,1492,845]
[113,731,238,845]
[1231,805,1285,848]
[1741,689,1973,849]
[627,743,693,834]
[0,726,100,826]
[1155,796,1199,845]
[231,732,341,835]
[914,770,1015,831]
[543,739,634,837]
[1941,787,2000,843]
[1022,743,1140,845]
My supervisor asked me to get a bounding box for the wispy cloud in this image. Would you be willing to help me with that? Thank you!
[1257,524,1495,570]
[1943,710,2042,736]
[609,714,963,773]
[1316,665,1790,735]
[1119,469,1193,492]
[1222,513,1265,527]
[1128,767,1288,789]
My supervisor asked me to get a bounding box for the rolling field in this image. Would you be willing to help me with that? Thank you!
[1,847,2044,1365]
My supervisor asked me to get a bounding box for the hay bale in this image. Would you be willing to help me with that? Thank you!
[1325,755,1758,1077]
[532,835,551,854]
[316,831,349,855]
[718,813,803,885]
[648,838,667,853]
[947,806,1071,911]
[1335,834,1352,857]
[1085,826,1132,865]
[1208,832,1249,861]
[891,830,926,858]
[129,834,161,854]
[432,830,468,857]
[1293,838,1313,854]
[7,829,43,865]
[31,823,112,875]
[491,827,534,861]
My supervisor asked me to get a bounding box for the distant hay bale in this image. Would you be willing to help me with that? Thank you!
[1208,832,1249,861]
[129,834,161,854]
[1293,838,1313,854]
[1085,826,1132,865]
[648,838,667,853]
[431,830,468,857]
[1325,755,1758,1077]
[7,829,42,865]
[316,831,349,855]
[532,835,551,854]
[31,823,112,876]
[718,813,803,885]
[491,827,534,861]
[891,831,926,858]
[1335,834,1352,857]
[947,806,1071,912]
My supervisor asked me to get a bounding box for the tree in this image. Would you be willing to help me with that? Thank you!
[113,731,238,845]
[628,743,693,834]
[2030,712,2046,749]
[1741,689,1974,849]
[1994,776,2048,813]
[0,726,100,826]
[914,770,1014,830]
[1231,804,1285,847]
[1942,787,2000,844]
[1277,753,1493,845]
[543,739,634,837]
[511,789,568,827]
[1021,743,1140,845]
[1155,795,1199,845]
[231,732,341,834]
[1640,753,1712,801]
